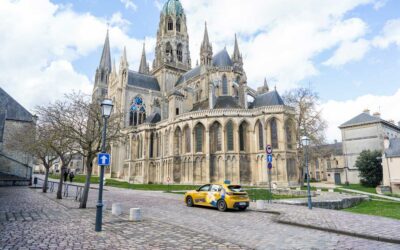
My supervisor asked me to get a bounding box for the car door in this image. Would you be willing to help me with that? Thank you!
[207,184,222,207]
[194,184,211,206]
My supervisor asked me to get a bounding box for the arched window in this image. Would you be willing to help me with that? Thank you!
[174,128,181,155]
[222,75,228,95]
[258,122,264,150]
[150,132,154,158]
[165,42,173,62]
[130,96,146,126]
[286,122,293,149]
[177,44,183,62]
[239,122,247,151]
[176,19,181,32]
[210,122,222,153]
[226,121,234,151]
[195,124,204,152]
[167,17,173,31]
[270,118,278,149]
[184,126,191,153]
[164,132,169,156]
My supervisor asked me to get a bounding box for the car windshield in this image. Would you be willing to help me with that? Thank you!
[228,185,243,192]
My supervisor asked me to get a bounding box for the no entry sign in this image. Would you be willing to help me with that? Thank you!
[266,145,273,155]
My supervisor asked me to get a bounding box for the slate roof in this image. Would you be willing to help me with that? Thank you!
[191,100,209,111]
[145,112,161,124]
[214,96,241,109]
[169,90,184,97]
[251,91,285,108]
[127,71,160,91]
[385,138,400,158]
[212,49,233,67]
[339,112,400,130]
[0,88,33,142]
[312,142,343,156]
[176,66,201,86]
[175,49,234,86]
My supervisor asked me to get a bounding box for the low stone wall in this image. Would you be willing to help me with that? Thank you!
[273,193,369,210]
[272,188,317,197]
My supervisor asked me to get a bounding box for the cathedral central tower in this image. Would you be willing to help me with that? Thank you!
[152,0,191,92]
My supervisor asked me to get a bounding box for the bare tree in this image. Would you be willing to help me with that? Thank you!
[41,92,121,208]
[36,103,75,199]
[283,87,327,184]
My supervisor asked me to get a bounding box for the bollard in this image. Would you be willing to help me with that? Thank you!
[256,200,265,210]
[129,208,142,221]
[111,203,122,216]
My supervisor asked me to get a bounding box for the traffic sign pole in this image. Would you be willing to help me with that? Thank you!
[266,145,273,204]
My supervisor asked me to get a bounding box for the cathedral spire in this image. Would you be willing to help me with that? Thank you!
[200,22,213,66]
[138,42,150,74]
[120,46,129,69]
[264,78,269,92]
[99,29,112,72]
[232,34,243,70]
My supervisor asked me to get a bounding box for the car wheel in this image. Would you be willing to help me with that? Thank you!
[238,207,247,211]
[186,196,194,207]
[217,200,227,212]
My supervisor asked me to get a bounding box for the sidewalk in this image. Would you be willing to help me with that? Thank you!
[337,188,400,202]
[250,202,400,244]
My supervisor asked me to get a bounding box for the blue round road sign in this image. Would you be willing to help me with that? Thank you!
[268,163,272,169]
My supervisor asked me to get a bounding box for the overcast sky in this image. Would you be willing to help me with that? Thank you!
[1,0,399,142]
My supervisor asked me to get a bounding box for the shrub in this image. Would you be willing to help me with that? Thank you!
[355,150,382,187]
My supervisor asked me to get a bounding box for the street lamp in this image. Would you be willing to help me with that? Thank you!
[95,99,114,232]
[301,136,312,210]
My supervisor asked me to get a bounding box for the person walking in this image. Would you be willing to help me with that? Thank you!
[63,170,68,182]
[69,171,75,183]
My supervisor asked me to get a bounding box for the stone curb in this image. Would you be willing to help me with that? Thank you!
[250,208,400,245]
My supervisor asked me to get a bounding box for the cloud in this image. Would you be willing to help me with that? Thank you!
[180,0,374,90]
[0,0,149,110]
[322,88,400,142]
[323,39,370,67]
[373,19,400,48]
[120,0,137,11]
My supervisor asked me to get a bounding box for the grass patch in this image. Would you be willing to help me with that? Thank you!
[343,200,400,220]
[105,179,199,191]
[339,184,377,194]
[49,174,99,184]
[245,189,306,200]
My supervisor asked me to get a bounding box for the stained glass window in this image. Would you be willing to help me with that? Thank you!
[270,118,278,149]
[258,123,264,150]
[226,121,234,151]
[130,97,146,126]
[222,75,228,95]
[195,124,204,152]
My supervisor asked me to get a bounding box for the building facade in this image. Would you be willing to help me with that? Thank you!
[340,110,400,184]
[382,138,400,194]
[308,142,345,184]
[0,88,35,180]
[93,0,299,186]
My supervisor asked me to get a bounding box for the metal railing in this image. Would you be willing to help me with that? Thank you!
[37,178,84,202]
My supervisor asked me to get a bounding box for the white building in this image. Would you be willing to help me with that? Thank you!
[339,109,400,184]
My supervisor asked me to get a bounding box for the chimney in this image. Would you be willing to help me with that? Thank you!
[363,109,370,115]
[373,112,381,118]
[384,136,390,149]
[334,139,338,144]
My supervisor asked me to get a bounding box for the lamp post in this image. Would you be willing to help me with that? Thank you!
[95,99,113,232]
[301,136,312,210]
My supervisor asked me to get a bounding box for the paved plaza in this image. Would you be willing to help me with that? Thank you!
[1,185,399,250]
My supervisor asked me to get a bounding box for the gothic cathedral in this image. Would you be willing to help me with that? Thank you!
[92,0,299,186]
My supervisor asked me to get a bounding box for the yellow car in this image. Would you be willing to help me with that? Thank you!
[184,182,250,212]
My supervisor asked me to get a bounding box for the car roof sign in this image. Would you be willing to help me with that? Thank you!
[224,180,231,184]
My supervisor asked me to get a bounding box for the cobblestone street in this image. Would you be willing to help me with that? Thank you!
[1,186,400,249]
